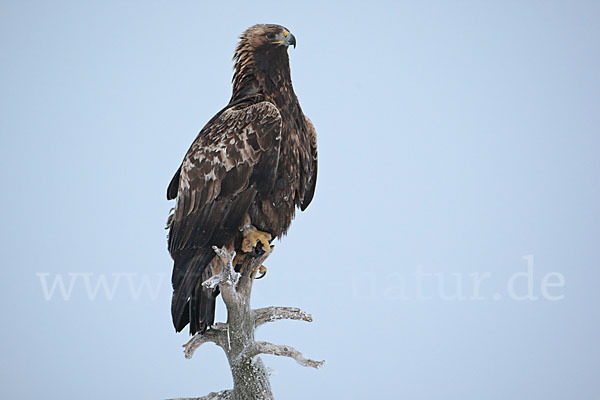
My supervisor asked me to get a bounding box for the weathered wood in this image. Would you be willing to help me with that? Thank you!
[171,246,323,400]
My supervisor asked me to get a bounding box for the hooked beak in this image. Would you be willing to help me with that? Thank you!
[283,30,296,48]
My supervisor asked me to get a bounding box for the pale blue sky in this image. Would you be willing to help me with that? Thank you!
[1,1,599,399]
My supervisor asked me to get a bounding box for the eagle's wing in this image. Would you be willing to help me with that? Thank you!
[167,101,282,333]
[299,115,318,210]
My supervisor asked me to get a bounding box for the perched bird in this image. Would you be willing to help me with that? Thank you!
[166,24,318,335]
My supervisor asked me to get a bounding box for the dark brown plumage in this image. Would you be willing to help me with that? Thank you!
[166,24,317,335]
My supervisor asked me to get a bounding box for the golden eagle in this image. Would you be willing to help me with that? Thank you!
[166,24,318,335]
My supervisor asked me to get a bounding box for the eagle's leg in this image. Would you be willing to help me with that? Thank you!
[236,219,272,277]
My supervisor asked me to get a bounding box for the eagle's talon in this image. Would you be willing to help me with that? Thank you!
[255,265,267,280]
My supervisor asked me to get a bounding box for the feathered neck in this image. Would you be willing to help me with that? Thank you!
[230,40,296,108]
[230,40,259,103]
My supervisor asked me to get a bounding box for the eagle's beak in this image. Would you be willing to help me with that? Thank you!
[283,31,296,48]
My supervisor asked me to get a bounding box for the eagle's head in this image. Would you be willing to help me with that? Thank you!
[239,24,296,52]
[232,24,297,102]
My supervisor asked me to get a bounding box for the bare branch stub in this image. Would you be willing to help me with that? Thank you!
[183,323,228,359]
[253,306,313,327]
[249,341,325,369]
[210,246,239,303]
[169,389,232,400]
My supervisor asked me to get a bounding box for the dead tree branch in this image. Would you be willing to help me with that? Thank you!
[170,245,323,400]
[248,341,325,369]
[253,306,313,327]
[171,390,232,400]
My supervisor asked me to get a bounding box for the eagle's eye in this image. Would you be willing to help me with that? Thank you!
[265,32,276,41]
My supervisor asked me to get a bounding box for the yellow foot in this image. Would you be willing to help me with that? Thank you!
[255,265,268,280]
[241,229,272,254]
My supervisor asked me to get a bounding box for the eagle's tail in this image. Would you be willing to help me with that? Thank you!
[189,264,219,335]
[169,189,258,335]
[171,250,217,335]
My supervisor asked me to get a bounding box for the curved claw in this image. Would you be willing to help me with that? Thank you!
[255,265,267,280]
